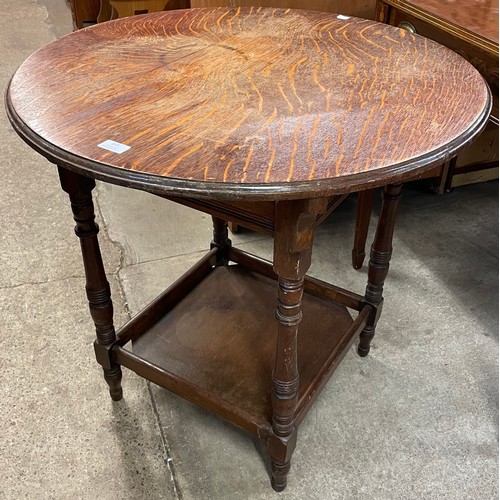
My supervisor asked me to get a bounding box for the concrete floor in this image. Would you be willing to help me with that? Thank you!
[0,1,498,499]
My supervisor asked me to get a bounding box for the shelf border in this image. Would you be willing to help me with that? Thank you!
[110,247,370,438]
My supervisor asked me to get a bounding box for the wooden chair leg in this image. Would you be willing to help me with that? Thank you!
[352,189,375,269]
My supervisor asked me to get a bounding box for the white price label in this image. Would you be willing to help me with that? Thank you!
[97,139,131,154]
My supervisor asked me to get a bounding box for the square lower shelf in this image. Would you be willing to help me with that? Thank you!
[120,263,358,436]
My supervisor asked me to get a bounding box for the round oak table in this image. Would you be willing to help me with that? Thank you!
[6,7,491,491]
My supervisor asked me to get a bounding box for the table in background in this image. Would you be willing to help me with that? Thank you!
[351,0,499,269]
[7,8,491,491]
[376,0,498,191]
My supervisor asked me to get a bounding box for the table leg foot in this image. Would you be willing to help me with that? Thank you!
[267,428,297,493]
[352,250,366,271]
[271,460,290,492]
[357,325,374,357]
[104,366,123,401]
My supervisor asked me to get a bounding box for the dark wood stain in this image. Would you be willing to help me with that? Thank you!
[131,265,354,428]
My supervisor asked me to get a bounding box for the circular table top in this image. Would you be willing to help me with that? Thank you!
[7,7,491,200]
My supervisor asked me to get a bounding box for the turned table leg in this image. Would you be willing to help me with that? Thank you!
[58,167,123,400]
[358,184,402,357]
[268,198,327,491]
[210,216,231,266]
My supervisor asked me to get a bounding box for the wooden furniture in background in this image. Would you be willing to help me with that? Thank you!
[68,0,101,28]
[352,0,499,269]
[189,0,376,19]
[107,0,189,19]
[68,0,190,28]
[376,0,498,189]
[7,8,491,491]
[68,0,376,29]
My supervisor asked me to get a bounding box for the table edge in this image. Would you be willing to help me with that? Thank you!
[5,79,492,201]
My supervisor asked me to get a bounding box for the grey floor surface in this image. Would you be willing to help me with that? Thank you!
[0,1,498,499]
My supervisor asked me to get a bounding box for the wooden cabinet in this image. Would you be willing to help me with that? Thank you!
[68,0,376,30]
[376,0,499,190]
[68,0,101,28]
[68,0,189,28]
[189,1,376,19]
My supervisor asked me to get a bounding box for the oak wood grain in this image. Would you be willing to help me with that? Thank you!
[7,8,491,200]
